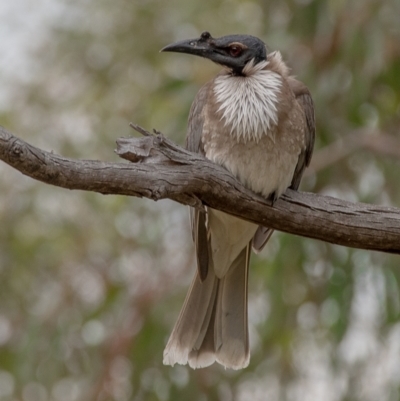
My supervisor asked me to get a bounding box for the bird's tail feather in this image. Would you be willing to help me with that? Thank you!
[215,244,250,368]
[163,244,250,370]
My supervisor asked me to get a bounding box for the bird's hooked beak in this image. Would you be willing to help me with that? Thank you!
[160,31,215,59]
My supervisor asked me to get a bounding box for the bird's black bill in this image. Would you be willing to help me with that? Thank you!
[160,32,214,57]
[161,39,209,56]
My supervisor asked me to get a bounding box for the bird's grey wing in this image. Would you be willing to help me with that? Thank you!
[187,83,212,281]
[251,226,274,254]
[186,82,210,155]
[288,78,316,190]
[252,78,315,253]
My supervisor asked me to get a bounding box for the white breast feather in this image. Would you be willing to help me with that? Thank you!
[213,59,281,142]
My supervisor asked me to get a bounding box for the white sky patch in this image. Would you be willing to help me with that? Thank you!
[0,0,68,109]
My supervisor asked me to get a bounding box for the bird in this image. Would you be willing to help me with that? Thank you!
[161,31,315,370]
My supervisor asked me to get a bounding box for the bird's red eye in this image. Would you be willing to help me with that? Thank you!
[229,45,242,57]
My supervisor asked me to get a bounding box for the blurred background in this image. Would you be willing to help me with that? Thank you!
[0,0,400,400]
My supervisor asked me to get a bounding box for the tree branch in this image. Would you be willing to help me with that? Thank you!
[1,125,400,254]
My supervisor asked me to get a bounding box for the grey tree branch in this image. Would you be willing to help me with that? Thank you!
[1,124,400,254]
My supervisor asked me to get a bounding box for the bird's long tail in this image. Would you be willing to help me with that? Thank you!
[163,244,250,370]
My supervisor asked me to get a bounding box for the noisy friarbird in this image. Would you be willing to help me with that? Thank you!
[161,32,315,369]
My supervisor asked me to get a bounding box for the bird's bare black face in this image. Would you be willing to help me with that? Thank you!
[161,32,267,75]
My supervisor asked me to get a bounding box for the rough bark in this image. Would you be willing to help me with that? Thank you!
[1,124,399,254]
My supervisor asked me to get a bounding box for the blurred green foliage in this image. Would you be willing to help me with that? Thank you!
[0,0,400,400]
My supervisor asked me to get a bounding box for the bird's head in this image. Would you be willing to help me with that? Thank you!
[161,32,267,76]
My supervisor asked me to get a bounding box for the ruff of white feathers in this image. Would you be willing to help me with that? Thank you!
[214,59,281,142]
